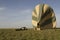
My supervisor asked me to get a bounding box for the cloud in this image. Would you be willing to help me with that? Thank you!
[18,9,32,28]
[56,13,60,28]
[0,8,32,28]
[18,9,32,20]
[0,7,6,11]
[20,9,32,14]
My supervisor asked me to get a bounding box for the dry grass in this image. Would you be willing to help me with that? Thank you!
[0,29,60,40]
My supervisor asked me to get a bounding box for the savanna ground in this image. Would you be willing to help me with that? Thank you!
[0,28,60,40]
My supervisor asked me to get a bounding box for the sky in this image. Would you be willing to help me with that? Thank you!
[0,0,60,28]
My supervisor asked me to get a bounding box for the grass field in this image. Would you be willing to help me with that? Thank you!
[0,29,60,40]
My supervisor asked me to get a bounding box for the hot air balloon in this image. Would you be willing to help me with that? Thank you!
[32,4,56,30]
